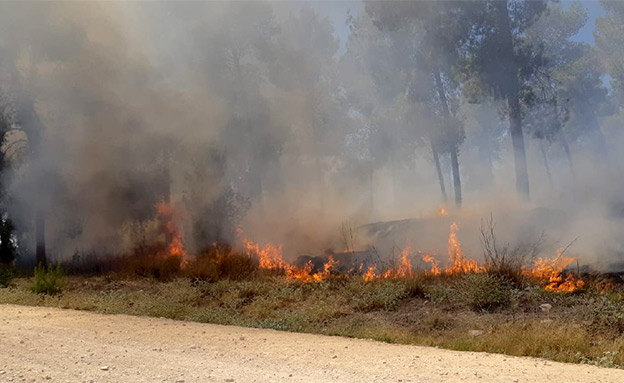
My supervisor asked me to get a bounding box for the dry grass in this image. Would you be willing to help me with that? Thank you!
[1,272,623,368]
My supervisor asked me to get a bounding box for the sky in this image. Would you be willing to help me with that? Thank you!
[563,0,606,44]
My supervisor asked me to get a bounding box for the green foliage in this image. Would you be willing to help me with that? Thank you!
[402,277,426,298]
[425,274,515,312]
[31,264,64,295]
[0,264,15,287]
[0,217,16,265]
[584,296,624,336]
[460,273,514,312]
[352,279,407,312]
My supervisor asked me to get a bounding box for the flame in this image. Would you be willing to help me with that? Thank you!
[438,206,448,216]
[422,254,441,276]
[525,249,585,292]
[155,202,189,267]
[231,222,583,293]
[237,227,339,283]
[447,222,481,274]
[363,265,378,282]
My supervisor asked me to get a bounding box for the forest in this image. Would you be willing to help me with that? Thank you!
[0,1,623,269]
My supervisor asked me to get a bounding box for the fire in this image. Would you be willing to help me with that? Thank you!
[526,250,585,292]
[438,206,448,216]
[422,254,440,276]
[155,202,189,267]
[157,215,584,292]
[236,227,339,283]
[363,265,378,282]
[395,246,414,278]
[447,222,481,274]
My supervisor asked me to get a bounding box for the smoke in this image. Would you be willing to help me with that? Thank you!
[1,1,623,270]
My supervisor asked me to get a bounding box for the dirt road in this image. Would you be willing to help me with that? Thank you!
[0,304,622,383]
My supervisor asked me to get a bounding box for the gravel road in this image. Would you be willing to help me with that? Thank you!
[1,304,622,383]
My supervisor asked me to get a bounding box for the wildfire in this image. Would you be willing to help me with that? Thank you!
[438,206,448,216]
[525,250,585,292]
[422,254,440,276]
[447,222,482,274]
[152,210,583,292]
[155,202,189,267]
[236,227,339,283]
[357,222,583,293]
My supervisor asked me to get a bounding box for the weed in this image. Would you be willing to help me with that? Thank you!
[31,264,65,295]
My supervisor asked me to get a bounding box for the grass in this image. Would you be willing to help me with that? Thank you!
[1,271,623,368]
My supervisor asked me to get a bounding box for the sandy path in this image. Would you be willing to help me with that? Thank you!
[0,304,622,383]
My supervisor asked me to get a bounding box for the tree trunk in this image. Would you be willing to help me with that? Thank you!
[478,137,495,188]
[508,93,530,200]
[558,132,575,178]
[433,68,462,207]
[540,143,553,189]
[449,148,462,207]
[35,209,46,268]
[369,163,374,218]
[495,0,530,201]
[430,139,447,204]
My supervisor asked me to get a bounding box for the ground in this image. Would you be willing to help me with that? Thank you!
[1,304,623,383]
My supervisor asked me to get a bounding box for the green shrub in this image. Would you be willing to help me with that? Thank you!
[460,273,514,312]
[584,296,624,335]
[32,264,65,295]
[0,265,15,287]
[424,282,458,305]
[402,277,426,298]
[353,280,407,311]
[425,274,515,312]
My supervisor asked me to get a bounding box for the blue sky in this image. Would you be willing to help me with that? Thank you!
[563,0,606,44]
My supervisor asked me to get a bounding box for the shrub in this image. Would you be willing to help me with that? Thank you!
[584,296,624,335]
[123,244,183,281]
[459,273,515,312]
[425,274,515,312]
[31,264,65,295]
[186,243,257,281]
[353,280,407,311]
[480,215,543,286]
[0,264,15,287]
[402,277,426,298]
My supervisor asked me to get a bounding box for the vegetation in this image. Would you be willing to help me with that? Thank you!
[0,264,14,287]
[1,266,623,368]
[31,264,64,295]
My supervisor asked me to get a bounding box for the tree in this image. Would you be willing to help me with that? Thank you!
[595,1,624,106]
[365,1,481,207]
[464,0,548,201]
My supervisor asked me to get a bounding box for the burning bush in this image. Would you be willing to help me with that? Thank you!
[123,244,184,281]
[185,243,258,281]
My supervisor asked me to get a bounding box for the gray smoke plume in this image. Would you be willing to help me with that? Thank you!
[0,1,623,270]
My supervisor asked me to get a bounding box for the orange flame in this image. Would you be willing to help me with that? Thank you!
[155,202,189,267]
[447,222,481,274]
[525,249,585,292]
[422,254,441,276]
[237,228,339,283]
